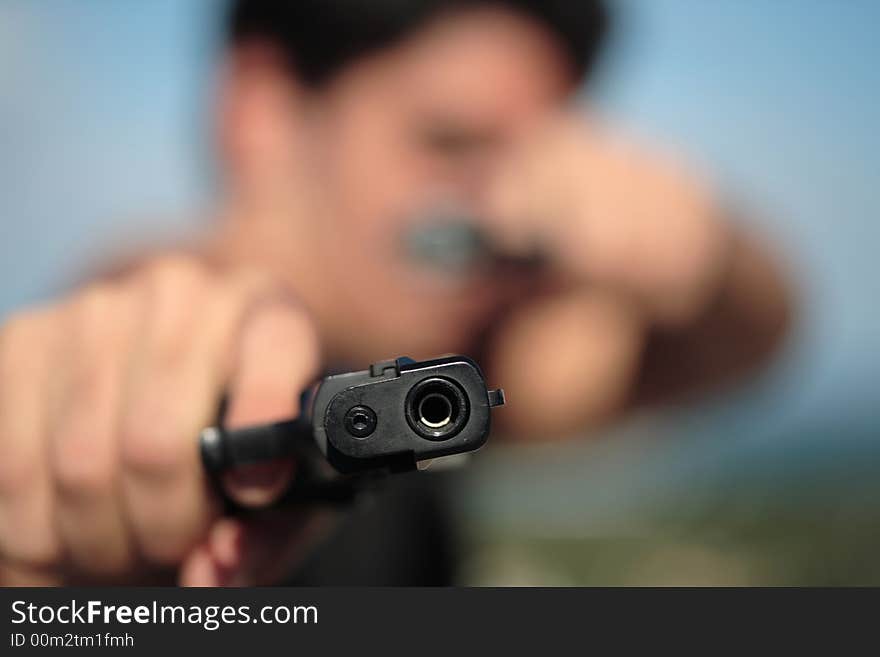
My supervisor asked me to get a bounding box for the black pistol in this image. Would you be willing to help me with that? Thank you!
[200,355,504,503]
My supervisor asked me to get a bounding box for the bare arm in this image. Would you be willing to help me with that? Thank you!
[633,230,791,406]
[482,117,794,438]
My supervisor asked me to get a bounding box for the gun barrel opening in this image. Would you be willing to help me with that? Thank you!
[406,377,468,440]
[418,393,453,428]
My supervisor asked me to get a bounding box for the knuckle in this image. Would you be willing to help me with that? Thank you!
[149,327,192,376]
[0,309,44,361]
[0,308,63,408]
[0,455,40,498]
[70,363,111,405]
[51,428,115,498]
[66,331,121,400]
[147,255,210,297]
[143,259,214,352]
[71,283,115,322]
[120,414,188,477]
[68,284,129,347]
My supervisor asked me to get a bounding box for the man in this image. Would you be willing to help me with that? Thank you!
[0,0,790,585]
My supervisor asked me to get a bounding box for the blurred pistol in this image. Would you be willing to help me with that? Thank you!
[199,355,504,504]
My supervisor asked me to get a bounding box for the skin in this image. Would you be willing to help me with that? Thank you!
[0,7,791,586]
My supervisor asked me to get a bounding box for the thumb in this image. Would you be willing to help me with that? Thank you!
[221,298,320,507]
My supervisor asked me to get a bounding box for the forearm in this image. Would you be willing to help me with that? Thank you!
[633,229,793,406]
[486,224,793,439]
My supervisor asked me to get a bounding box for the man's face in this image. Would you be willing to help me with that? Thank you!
[236,8,574,361]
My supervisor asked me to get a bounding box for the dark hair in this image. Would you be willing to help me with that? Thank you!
[228,0,609,87]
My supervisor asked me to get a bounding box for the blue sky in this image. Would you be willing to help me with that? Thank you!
[1,0,877,437]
